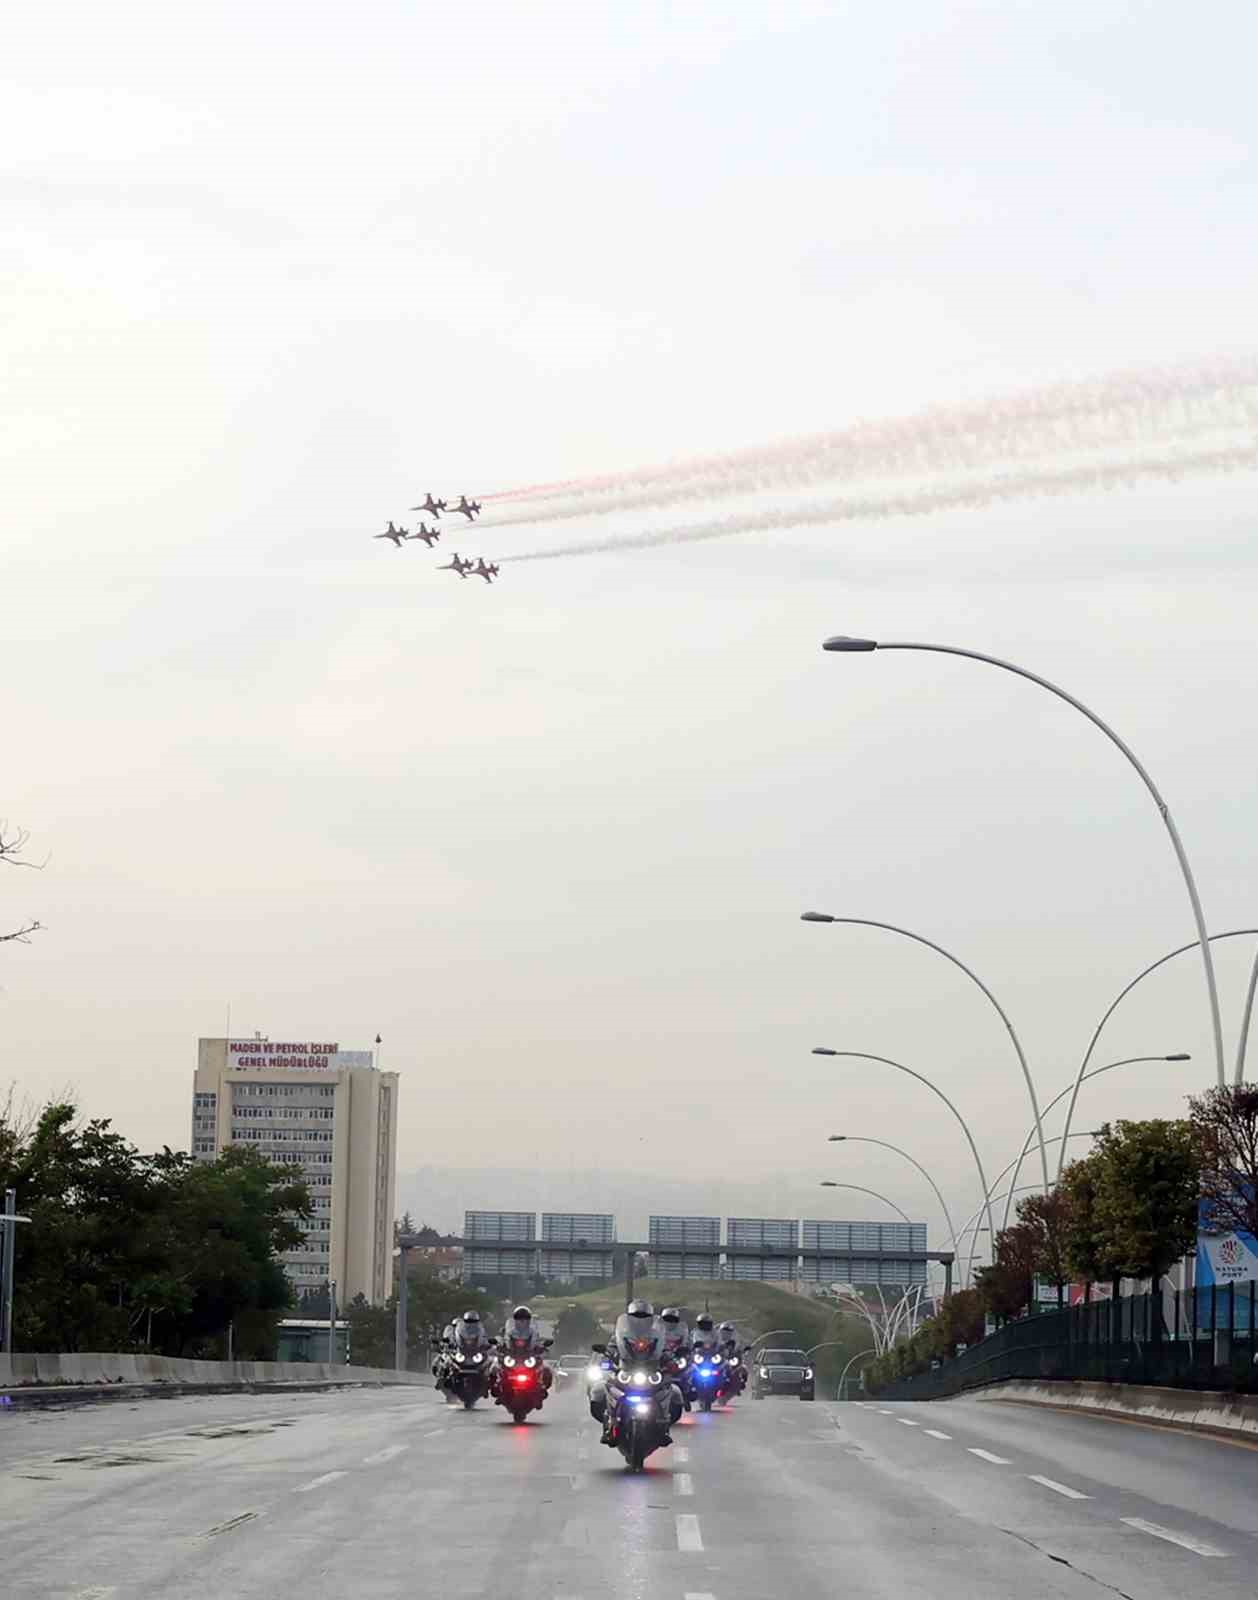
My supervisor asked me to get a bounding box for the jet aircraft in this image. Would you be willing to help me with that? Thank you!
[450,495,482,521]
[438,553,476,578]
[411,493,447,518]
[471,558,499,584]
[409,522,441,547]
[375,522,408,547]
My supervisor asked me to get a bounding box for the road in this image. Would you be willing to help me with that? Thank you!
[4,1380,1258,1598]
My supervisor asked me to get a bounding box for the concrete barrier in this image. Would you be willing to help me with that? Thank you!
[0,1351,428,1391]
[974,1377,1258,1441]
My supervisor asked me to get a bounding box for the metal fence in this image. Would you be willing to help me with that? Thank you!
[869,1280,1258,1400]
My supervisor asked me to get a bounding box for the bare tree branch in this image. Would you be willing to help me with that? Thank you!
[1,821,44,947]
[0,920,42,944]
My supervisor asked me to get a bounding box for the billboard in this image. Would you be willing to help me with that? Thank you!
[226,1040,372,1072]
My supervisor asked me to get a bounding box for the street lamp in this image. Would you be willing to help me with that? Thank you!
[802,912,1048,1192]
[813,1048,997,1255]
[821,635,1226,1088]
[827,1135,959,1257]
[818,1181,913,1225]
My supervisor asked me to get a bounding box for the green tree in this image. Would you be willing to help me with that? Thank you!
[554,1301,600,1352]
[1189,1084,1258,1241]
[346,1292,395,1367]
[1091,1118,1199,1289]
[1060,1151,1113,1297]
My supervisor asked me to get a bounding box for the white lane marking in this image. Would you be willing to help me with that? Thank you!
[676,1513,704,1552]
[424,1427,446,1437]
[293,1470,347,1493]
[1121,1518,1228,1557]
[675,1472,694,1496]
[967,1448,1011,1465]
[68,1591,118,1599]
[1027,1474,1090,1500]
[362,1443,409,1465]
[877,1409,896,1415]
[685,1594,717,1600]
[923,1429,951,1440]
[674,1446,690,1462]
[896,1418,919,1427]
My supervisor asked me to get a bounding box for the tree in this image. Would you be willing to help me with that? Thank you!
[346,1292,394,1367]
[1,821,43,945]
[1016,1190,1071,1306]
[936,1287,985,1352]
[976,1221,1038,1325]
[1190,1084,1258,1241]
[554,1301,600,1352]
[1060,1151,1113,1297]
[1091,1119,1200,1288]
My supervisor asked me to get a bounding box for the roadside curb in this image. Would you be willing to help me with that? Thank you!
[971,1377,1258,1444]
[0,1377,433,1412]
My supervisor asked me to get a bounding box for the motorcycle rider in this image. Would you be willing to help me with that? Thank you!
[692,1312,719,1357]
[436,1308,492,1396]
[658,1306,693,1410]
[496,1304,553,1393]
[596,1299,682,1448]
[718,1319,747,1395]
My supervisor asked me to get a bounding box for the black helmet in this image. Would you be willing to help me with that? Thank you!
[461,1309,482,1325]
[695,1313,715,1333]
[659,1306,681,1325]
[626,1298,654,1318]
[511,1305,532,1321]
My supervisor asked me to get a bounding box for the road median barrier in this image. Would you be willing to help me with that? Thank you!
[974,1377,1258,1442]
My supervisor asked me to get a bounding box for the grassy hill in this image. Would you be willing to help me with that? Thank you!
[534,1278,871,1396]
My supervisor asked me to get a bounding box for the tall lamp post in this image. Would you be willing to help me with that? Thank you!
[827,1135,959,1257]
[821,635,1225,1088]
[818,1180,913,1225]
[812,1049,997,1261]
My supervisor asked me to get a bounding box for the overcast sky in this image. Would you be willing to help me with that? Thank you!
[5,2,1258,1259]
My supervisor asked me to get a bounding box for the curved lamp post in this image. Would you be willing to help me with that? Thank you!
[818,1180,913,1226]
[828,1134,959,1257]
[813,1048,997,1259]
[955,1184,1044,1285]
[1238,947,1258,1083]
[802,911,1048,1192]
[1059,931,1257,1174]
[822,636,1226,1089]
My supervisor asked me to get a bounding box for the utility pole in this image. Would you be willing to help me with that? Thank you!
[328,1279,338,1365]
[1,1190,31,1355]
[395,1237,415,1372]
[625,1249,636,1308]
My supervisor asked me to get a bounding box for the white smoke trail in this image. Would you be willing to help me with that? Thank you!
[488,358,1258,528]
[503,437,1258,563]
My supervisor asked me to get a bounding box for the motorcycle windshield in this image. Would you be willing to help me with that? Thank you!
[615,1314,663,1364]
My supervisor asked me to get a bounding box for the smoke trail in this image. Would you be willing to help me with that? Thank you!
[487,357,1258,526]
[502,438,1258,563]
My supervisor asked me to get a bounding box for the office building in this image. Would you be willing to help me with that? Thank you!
[191,1035,398,1304]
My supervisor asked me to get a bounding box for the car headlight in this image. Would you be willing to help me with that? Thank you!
[759,1367,769,1379]
[803,1368,814,1380]
[524,1357,537,1369]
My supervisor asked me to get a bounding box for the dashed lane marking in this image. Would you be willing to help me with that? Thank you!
[362,1444,409,1465]
[1121,1518,1229,1557]
[684,1593,718,1599]
[675,1473,694,1496]
[896,1418,919,1427]
[294,1471,347,1493]
[877,1409,896,1415]
[923,1429,951,1440]
[676,1514,704,1552]
[674,1446,690,1462]
[967,1449,1011,1465]
[1027,1474,1090,1500]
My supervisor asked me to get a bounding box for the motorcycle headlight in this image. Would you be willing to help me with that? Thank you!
[617,1368,631,1384]
[675,1354,687,1368]
[712,1354,723,1365]
[524,1357,537,1369]
[503,1355,516,1368]
[473,1351,484,1364]
[585,1364,603,1383]
[631,1369,649,1386]
[728,1357,740,1368]
[649,1370,662,1386]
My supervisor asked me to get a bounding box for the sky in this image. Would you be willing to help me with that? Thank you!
[5,1,1258,1261]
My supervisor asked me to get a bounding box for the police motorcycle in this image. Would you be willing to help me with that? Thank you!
[718,1320,748,1399]
[490,1305,554,1424]
[689,1313,729,1412]
[658,1307,694,1411]
[435,1308,493,1409]
[588,1300,683,1472]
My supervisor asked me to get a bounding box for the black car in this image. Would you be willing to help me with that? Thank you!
[753,1347,815,1400]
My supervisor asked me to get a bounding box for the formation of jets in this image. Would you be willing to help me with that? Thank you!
[372,491,498,583]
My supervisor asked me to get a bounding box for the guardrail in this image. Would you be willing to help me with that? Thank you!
[869,1280,1258,1401]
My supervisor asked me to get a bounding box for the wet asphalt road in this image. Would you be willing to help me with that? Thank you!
[4,1380,1258,1598]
